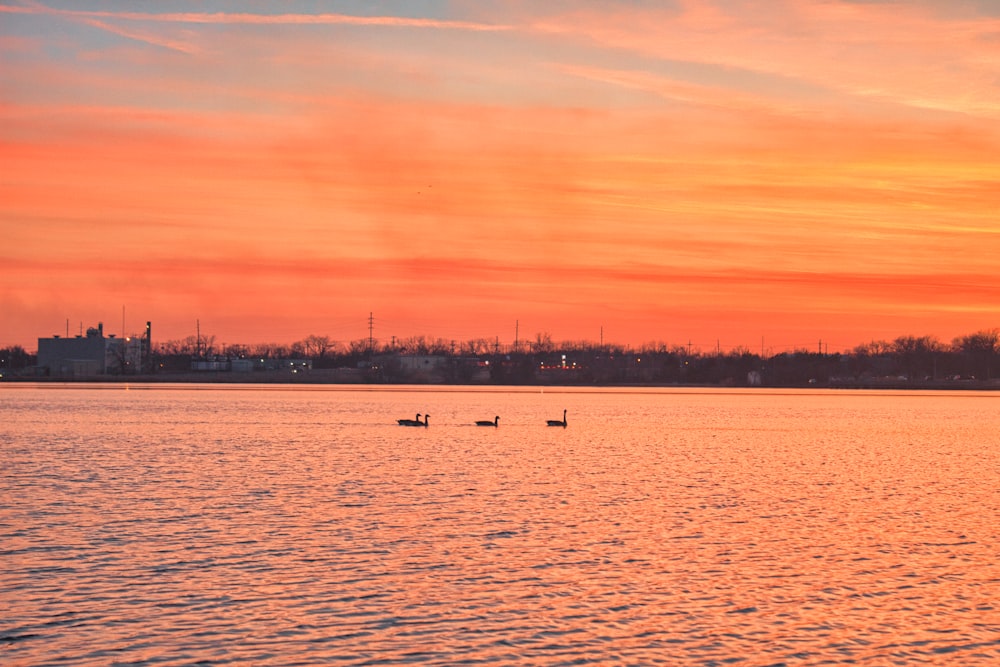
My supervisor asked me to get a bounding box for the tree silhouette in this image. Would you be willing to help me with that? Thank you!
[953,329,999,380]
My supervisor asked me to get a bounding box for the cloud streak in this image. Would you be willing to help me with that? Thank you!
[1,3,514,31]
[529,0,1000,117]
[2,0,515,53]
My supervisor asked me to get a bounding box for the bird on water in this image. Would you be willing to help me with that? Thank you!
[398,413,422,426]
[476,416,500,427]
[547,409,567,427]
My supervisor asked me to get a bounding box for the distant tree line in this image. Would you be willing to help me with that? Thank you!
[4,329,999,386]
[0,345,34,375]
[145,328,1000,386]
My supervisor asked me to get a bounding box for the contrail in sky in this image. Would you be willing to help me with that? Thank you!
[2,2,514,32]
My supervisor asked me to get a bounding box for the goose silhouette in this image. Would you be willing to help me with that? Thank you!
[546,409,567,427]
[476,416,500,427]
[398,413,422,426]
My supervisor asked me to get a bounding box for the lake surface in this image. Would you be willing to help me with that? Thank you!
[3,384,1000,665]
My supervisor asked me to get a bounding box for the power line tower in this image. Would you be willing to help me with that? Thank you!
[368,312,375,359]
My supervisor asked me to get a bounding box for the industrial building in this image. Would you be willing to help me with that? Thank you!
[37,322,150,377]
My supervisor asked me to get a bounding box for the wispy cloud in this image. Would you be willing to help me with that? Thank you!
[549,63,792,115]
[1,1,515,54]
[77,17,201,54]
[1,3,514,31]
[527,0,1000,117]
[6,0,201,52]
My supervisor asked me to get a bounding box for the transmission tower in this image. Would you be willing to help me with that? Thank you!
[368,312,375,358]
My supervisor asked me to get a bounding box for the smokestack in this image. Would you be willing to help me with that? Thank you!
[145,321,152,374]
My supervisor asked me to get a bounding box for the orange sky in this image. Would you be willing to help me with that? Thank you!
[3,1,1000,353]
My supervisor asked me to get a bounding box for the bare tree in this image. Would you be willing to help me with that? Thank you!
[892,335,943,380]
[462,338,494,355]
[156,339,187,356]
[853,340,892,357]
[953,329,999,380]
[222,343,249,358]
[531,332,554,354]
[0,345,32,370]
[428,338,451,355]
[397,335,429,354]
[302,334,334,359]
[249,342,290,359]
[348,338,370,356]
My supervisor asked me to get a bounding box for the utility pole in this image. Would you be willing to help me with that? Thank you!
[196,319,201,358]
[515,320,519,353]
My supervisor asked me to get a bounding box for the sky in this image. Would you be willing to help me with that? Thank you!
[3,0,1000,354]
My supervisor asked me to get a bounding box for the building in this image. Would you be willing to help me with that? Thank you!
[376,354,489,383]
[37,322,146,377]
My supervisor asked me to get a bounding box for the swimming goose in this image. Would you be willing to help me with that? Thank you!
[546,409,567,427]
[476,416,500,427]
[398,413,422,426]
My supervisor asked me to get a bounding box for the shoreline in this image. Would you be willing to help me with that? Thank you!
[4,371,999,391]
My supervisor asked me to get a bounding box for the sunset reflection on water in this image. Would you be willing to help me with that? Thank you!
[3,385,1000,665]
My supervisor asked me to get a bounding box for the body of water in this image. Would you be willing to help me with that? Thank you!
[3,384,999,665]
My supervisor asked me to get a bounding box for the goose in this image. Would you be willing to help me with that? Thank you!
[546,409,567,427]
[476,416,500,427]
[398,413,422,426]
[420,414,429,427]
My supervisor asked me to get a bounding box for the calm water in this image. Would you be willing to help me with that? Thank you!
[3,384,1000,666]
